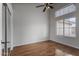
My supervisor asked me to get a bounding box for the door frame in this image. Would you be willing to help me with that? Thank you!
[0,3,13,56]
[0,3,2,56]
[4,3,13,51]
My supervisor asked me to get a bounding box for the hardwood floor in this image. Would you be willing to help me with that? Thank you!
[11,40,79,56]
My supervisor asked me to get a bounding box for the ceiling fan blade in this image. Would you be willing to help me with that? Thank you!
[49,3,53,4]
[43,7,46,12]
[36,5,44,8]
[45,3,48,6]
[49,6,53,9]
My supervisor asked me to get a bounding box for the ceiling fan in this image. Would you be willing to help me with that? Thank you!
[36,3,54,12]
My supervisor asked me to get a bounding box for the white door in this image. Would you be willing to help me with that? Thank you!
[0,3,2,56]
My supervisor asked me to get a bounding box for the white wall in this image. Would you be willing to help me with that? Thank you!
[12,3,49,47]
[0,3,2,56]
[50,3,79,49]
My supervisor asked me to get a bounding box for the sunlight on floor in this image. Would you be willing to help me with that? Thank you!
[55,49,73,56]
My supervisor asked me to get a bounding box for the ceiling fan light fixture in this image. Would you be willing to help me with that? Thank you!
[36,3,54,12]
[47,6,50,9]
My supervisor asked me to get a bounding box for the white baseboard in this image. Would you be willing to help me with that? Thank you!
[51,40,79,49]
[13,39,48,48]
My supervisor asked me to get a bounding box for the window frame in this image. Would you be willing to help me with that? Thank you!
[55,4,76,38]
[56,17,76,38]
[55,4,76,17]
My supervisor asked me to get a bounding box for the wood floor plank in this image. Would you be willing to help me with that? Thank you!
[11,40,79,56]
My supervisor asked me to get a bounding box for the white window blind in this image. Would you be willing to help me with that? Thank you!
[55,4,76,17]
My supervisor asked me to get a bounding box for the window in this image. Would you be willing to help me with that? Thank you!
[64,17,76,37]
[56,4,76,37]
[56,17,76,37]
[57,20,63,35]
[55,4,76,17]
